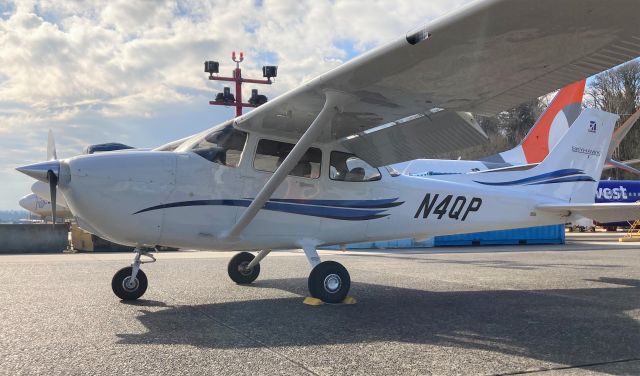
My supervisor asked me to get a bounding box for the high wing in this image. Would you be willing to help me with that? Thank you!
[234,0,640,167]
[537,203,640,223]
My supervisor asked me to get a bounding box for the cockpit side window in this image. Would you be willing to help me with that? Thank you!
[254,139,322,179]
[330,151,381,182]
[191,125,247,167]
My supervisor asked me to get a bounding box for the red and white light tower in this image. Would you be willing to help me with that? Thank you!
[205,52,278,117]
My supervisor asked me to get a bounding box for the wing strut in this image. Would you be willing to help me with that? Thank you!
[608,108,640,158]
[224,90,345,239]
[606,158,640,176]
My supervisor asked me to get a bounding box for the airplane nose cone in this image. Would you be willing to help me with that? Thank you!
[18,195,30,210]
[16,161,60,182]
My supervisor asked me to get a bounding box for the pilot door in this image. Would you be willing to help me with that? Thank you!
[241,138,322,236]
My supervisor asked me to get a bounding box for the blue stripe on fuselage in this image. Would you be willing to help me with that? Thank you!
[133,198,400,221]
[474,169,586,186]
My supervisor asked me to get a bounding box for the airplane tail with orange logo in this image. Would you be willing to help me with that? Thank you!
[481,79,586,165]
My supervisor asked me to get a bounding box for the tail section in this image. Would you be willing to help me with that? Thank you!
[482,79,585,165]
[520,79,585,163]
[473,108,618,203]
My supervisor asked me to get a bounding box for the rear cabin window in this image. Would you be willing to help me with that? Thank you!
[191,125,247,167]
[330,151,381,182]
[254,139,321,179]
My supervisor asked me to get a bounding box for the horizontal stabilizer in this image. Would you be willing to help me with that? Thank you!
[537,203,640,223]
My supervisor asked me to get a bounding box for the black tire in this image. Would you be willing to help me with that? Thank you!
[308,261,350,304]
[228,252,260,284]
[112,267,147,300]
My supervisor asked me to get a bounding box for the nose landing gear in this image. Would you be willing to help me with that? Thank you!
[111,247,156,300]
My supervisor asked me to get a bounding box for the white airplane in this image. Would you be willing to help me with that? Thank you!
[16,0,640,303]
[18,193,72,220]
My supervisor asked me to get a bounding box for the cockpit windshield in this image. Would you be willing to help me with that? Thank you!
[175,123,248,167]
[154,137,190,152]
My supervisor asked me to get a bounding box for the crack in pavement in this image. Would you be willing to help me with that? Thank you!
[492,357,640,375]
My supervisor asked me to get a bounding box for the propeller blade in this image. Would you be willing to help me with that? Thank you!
[47,170,58,227]
[47,129,57,161]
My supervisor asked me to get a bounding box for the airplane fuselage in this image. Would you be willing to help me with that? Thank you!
[59,146,564,251]
[18,193,72,219]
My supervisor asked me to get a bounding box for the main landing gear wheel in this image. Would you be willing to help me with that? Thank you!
[308,261,350,304]
[228,251,261,284]
[112,266,148,300]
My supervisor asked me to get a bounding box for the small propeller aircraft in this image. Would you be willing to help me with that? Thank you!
[16,0,640,303]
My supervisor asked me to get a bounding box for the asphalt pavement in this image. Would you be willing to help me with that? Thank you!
[1,232,639,375]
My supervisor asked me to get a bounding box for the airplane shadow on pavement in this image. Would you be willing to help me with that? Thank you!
[117,277,640,374]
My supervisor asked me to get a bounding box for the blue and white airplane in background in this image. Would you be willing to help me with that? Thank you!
[595,181,640,203]
[590,180,640,230]
[565,180,640,231]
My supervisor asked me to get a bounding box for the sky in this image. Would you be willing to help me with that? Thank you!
[0,0,475,209]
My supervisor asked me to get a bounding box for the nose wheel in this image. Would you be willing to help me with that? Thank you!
[112,266,148,300]
[111,247,155,300]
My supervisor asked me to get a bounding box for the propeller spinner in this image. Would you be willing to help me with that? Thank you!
[17,129,61,227]
[16,160,61,226]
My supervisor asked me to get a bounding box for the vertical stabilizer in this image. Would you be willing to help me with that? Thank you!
[519,79,585,163]
[482,80,585,165]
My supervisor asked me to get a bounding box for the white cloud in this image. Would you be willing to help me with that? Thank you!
[0,0,473,209]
